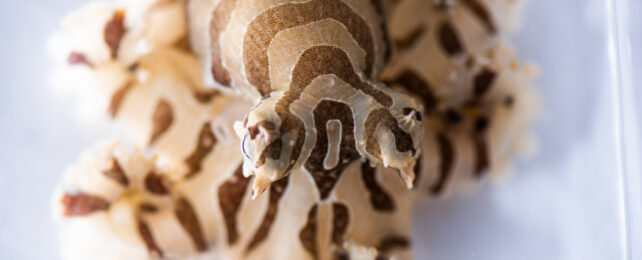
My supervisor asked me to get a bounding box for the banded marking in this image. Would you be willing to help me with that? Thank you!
[462,0,496,33]
[370,0,392,62]
[305,100,360,200]
[377,235,410,255]
[104,10,126,58]
[218,165,250,245]
[102,157,129,186]
[255,45,393,171]
[429,133,454,195]
[384,69,436,111]
[137,219,164,258]
[108,81,133,119]
[209,0,237,86]
[149,99,174,145]
[361,163,395,211]
[331,203,349,245]
[243,0,376,95]
[473,68,497,97]
[437,21,464,56]
[299,205,319,259]
[175,197,208,252]
[193,89,221,103]
[60,193,109,216]
[144,172,170,195]
[473,117,490,176]
[246,176,290,252]
[184,123,217,178]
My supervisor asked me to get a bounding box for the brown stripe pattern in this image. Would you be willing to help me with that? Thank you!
[304,100,359,200]
[107,81,133,119]
[218,165,250,245]
[248,44,411,182]
[331,203,349,245]
[104,10,126,58]
[377,235,410,255]
[137,219,164,258]
[242,0,376,96]
[175,197,208,252]
[430,133,454,195]
[299,205,319,259]
[361,163,395,211]
[60,193,110,216]
[192,89,221,104]
[59,142,222,258]
[462,0,496,33]
[144,172,170,195]
[230,0,423,198]
[384,69,436,111]
[473,116,490,176]
[473,68,497,97]
[246,176,290,252]
[149,99,174,145]
[438,21,464,56]
[184,123,217,178]
[208,0,237,87]
[102,157,129,186]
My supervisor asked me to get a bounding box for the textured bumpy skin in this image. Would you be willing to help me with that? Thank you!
[49,1,250,180]
[51,0,537,259]
[382,0,537,196]
[187,0,425,197]
[55,140,415,260]
[55,141,228,260]
[51,2,415,259]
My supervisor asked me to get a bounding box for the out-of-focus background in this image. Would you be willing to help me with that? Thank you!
[1,0,641,259]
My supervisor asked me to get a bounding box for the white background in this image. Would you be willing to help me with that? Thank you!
[0,0,640,259]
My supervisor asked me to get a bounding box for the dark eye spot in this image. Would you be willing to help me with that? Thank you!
[403,107,422,121]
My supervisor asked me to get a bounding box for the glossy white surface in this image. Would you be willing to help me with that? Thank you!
[0,0,639,259]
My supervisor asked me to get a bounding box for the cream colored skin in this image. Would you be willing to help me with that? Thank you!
[51,0,537,259]
[188,0,425,197]
[52,1,414,259]
[55,140,238,260]
[49,1,251,180]
[382,0,538,196]
[55,141,415,260]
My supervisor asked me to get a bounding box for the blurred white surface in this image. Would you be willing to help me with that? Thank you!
[0,0,640,259]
